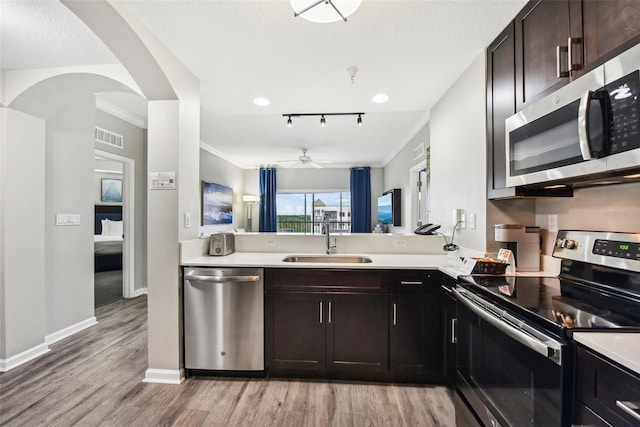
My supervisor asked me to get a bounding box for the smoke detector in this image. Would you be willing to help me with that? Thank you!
[347,66,358,84]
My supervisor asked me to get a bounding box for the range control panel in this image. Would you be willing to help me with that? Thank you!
[593,239,640,260]
[554,230,640,273]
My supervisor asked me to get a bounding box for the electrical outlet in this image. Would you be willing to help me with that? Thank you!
[184,212,191,228]
[394,239,407,247]
[56,214,81,226]
[548,214,558,232]
[468,213,476,229]
[265,238,277,246]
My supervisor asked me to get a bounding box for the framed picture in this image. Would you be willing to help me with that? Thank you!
[202,181,233,225]
[101,179,123,203]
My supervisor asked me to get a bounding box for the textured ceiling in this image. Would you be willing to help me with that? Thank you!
[1,0,528,169]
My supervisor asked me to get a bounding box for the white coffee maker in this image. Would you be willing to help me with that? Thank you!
[494,224,541,272]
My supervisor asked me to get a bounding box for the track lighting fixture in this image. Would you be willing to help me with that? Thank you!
[282,112,365,127]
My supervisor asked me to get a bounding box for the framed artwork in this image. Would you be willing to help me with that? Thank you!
[101,179,123,203]
[202,181,233,225]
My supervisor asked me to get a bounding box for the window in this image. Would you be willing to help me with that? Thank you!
[276,191,351,234]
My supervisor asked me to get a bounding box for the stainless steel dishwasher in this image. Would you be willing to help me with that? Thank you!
[183,267,264,371]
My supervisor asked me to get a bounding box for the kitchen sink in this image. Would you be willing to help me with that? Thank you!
[282,255,373,263]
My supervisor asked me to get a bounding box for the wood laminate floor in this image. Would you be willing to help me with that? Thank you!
[94,269,123,308]
[0,296,456,426]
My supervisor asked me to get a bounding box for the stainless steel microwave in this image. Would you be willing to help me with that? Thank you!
[505,43,640,187]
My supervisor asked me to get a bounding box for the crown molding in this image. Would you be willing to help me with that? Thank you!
[200,142,247,169]
[96,98,147,129]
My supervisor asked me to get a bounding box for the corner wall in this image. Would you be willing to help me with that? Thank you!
[429,53,488,252]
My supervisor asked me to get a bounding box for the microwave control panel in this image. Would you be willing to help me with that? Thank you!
[607,70,640,154]
[592,239,640,260]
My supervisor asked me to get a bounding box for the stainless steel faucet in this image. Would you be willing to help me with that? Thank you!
[323,214,337,254]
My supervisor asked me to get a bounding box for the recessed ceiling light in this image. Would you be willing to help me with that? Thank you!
[253,97,270,106]
[371,93,389,104]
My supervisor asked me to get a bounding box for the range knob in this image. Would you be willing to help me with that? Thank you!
[565,240,577,249]
[555,239,566,248]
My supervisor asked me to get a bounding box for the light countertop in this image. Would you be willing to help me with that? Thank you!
[573,332,640,376]
[181,252,467,278]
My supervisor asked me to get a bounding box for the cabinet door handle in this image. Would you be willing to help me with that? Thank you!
[400,281,422,286]
[328,301,332,323]
[557,45,569,78]
[616,400,640,422]
[319,301,323,324]
[568,37,582,72]
[451,318,457,344]
[393,303,397,326]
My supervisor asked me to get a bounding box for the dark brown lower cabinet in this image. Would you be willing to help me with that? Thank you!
[265,268,444,383]
[441,284,457,387]
[574,345,640,426]
[326,293,388,374]
[266,292,325,372]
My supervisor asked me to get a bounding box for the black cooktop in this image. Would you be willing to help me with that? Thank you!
[458,274,640,335]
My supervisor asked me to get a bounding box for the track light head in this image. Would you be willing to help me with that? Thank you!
[357,114,362,126]
[320,115,326,127]
[287,116,292,128]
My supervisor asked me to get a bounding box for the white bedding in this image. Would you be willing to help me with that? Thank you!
[94,235,123,255]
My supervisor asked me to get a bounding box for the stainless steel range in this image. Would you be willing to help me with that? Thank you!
[455,230,640,427]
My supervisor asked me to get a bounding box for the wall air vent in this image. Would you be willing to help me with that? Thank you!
[94,127,123,149]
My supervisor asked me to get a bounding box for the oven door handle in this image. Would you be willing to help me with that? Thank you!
[454,288,563,365]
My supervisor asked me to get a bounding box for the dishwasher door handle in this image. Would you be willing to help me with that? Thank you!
[186,274,261,283]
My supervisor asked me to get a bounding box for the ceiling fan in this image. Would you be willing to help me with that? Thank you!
[277,148,330,168]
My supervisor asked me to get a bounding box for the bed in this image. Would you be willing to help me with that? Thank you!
[94,205,123,272]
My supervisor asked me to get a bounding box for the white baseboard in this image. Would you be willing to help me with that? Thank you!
[143,368,184,384]
[45,316,98,345]
[0,343,50,372]
[132,287,148,297]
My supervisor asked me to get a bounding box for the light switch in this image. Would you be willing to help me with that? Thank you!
[56,214,81,226]
[184,212,191,228]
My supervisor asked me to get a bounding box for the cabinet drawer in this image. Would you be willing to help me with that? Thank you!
[576,346,640,426]
[389,270,437,294]
[265,268,388,293]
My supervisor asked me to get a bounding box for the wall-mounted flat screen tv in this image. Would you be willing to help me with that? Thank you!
[377,188,401,226]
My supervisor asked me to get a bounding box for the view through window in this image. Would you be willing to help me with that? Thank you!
[277,192,351,234]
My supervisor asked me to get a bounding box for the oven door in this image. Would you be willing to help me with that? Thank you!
[454,287,570,427]
[505,64,607,187]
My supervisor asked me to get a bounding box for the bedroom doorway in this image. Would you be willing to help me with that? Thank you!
[94,149,135,306]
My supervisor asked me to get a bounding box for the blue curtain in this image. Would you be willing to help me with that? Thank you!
[350,167,371,233]
[259,167,277,232]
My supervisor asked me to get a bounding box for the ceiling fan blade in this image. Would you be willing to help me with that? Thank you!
[309,161,323,169]
[276,159,299,163]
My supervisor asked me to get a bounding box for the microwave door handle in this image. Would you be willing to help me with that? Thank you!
[578,90,594,160]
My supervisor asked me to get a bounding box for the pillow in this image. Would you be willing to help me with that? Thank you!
[104,219,123,236]
[101,219,108,235]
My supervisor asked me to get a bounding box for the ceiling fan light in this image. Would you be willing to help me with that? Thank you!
[290,0,362,23]
[320,115,326,127]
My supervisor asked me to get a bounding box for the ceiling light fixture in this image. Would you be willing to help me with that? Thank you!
[282,112,365,128]
[290,0,362,23]
[372,93,389,104]
[253,97,270,106]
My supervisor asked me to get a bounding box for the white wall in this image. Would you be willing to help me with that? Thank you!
[0,108,47,360]
[384,123,429,234]
[45,95,96,335]
[200,147,245,232]
[429,53,489,253]
[95,110,147,291]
